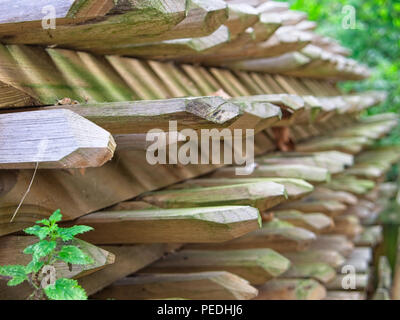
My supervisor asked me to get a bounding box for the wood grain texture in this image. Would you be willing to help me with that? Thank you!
[138,181,287,212]
[306,187,358,205]
[104,25,231,59]
[284,250,346,268]
[0,0,228,55]
[309,235,354,257]
[325,215,363,238]
[168,177,314,201]
[92,271,258,300]
[275,199,348,217]
[283,262,336,283]
[0,109,115,169]
[255,279,326,300]
[42,96,241,134]
[273,210,334,234]
[225,3,259,38]
[258,152,350,174]
[185,219,316,253]
[142,249,290,285]
[74,206,261,244]
[0,0,114,23]
[82,243,182,296]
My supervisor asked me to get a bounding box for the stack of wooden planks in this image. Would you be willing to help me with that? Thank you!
[0,0,398,301]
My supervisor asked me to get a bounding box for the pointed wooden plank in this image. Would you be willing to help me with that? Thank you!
[160,0,228,41]
[258,151,350,174]
[0,109,115,169]
[227,99,283,132]
[226,52,311,73]
[254,279,326,300]
[168,177,313,200]
[40,96,241,134]
[226,0,268,7]
[173,14,281,65]
[73,206,261,244]
[325,291,366,300]
[142,249,290,285]
[306,187,358,206]
[355,146,400,168]
[256,1,289,13]
[249,164,330,182]
[0,0,229,53]
[326,274,369,291]
[92,271,258,300]
[296,136,373,154]
[185,219,316,253]
[333,120,398,140]
[189,10,309,66]
[210,162,329,182]
[275,200,347,217]
[230,26,311,61]
[309,235,354,257]
[324,177,376,195]
[106,25,231,59]
[272,210,334,234]
[284,250,346,268]
[225,4,259,38]
[138,181,287,212]
[325,215,363,238]
[0,234,115,300]
[0,1,116,22]
[283,262,336,283]
[230,93,305,125]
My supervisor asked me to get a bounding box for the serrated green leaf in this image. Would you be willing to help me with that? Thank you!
[36,219,50,226]
[49,209,62,224]
[0,265,28,286]
[23,240,57,262]
[44,278,87,300]
[57,246,94,265]
[25,260,44,273]
[24,225,50,240]
[58,225,94,241]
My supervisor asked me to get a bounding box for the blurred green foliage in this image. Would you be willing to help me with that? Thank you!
[285,0,400,145]
[283,0,400,268]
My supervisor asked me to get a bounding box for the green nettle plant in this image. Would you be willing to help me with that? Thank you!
[0,209,94,300]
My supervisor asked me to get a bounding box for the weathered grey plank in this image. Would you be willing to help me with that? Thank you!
[0,109,115,169]
[74,206,261,244]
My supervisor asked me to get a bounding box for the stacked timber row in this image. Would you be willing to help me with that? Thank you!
[0,0,398,300]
